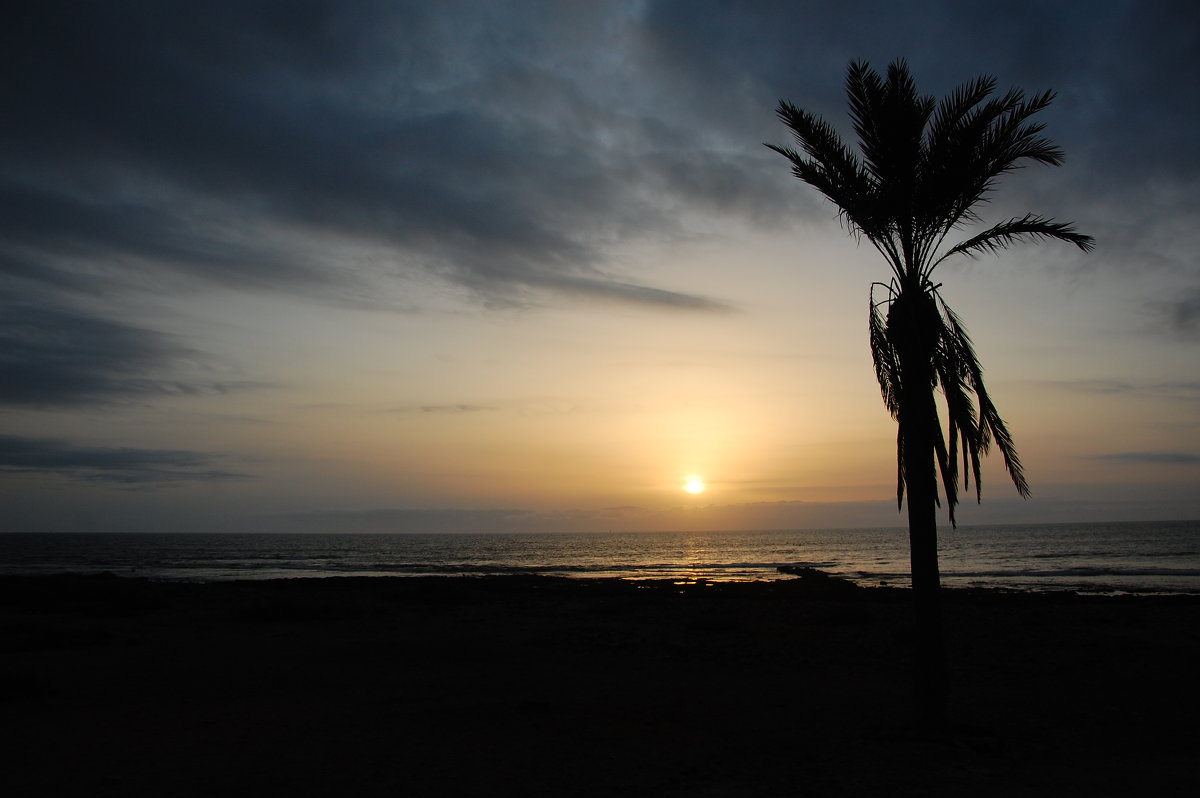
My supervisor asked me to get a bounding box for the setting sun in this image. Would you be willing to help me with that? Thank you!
[683,476,705,494]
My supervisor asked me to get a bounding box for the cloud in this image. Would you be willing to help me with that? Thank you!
[1095,452,1200,465]
[266,507,533,534]
[0,291,264,407]
[1044,379,1200,401]
[1046,379,1137,395]
[537,275,733,311]
[0,1,757,312]
[1159,287,1200,335]
[0,435,250,484]
[417,404,500,414]
[388,396,592,419]
[5,1,1188,319]
[645,0,1200,250]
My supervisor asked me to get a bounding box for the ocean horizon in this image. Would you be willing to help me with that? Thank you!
[3,519,1198,594]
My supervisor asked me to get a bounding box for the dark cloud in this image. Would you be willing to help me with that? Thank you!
[1065,0,1200,185]
[645,0,1200,248]
[5,0,1190,315]
[0,435,250,484]
[1096,452,1200,465]
[0,291,263,407]
[1161,288,1200,335]
[0,181,335,294]
[641,1,1107,126]
[0,293,176,406]
[0,0,750,311]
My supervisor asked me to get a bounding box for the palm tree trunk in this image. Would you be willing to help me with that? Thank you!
[899,353,949,729]
[902,391,940,594]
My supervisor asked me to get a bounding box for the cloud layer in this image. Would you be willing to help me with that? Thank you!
[2,1,763,315]
[0,435,248,484]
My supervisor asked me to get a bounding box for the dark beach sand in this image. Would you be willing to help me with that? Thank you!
[2,573,1197,797]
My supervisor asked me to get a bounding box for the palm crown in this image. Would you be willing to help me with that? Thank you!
[768,60,1093,525]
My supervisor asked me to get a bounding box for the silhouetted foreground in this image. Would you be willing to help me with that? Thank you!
[2,573,1196,796]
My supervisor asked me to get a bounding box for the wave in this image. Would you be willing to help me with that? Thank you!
[321,560,840,576]
[1026,550,1200,560]
[945,566,1200,579]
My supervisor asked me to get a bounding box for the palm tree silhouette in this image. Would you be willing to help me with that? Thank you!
[768,60,1093,723]
[768,60,1092,594]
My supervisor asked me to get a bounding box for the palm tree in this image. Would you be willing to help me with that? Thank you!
[767,61,1093,725]
[767,60,1092,597]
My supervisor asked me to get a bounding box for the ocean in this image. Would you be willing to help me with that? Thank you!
[2,520,1198,593]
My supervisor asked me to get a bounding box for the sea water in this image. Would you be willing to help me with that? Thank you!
[1,520,1198,593]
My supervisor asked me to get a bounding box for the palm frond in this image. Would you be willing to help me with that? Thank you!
[764,143,852,214]
[978,90,1063,171]
[850,59,934,187]
[932,409,957,525]
[846,60,887,165]
[936,347,982,504]
[767,102,883,241]
[919,88,1070,253]
[916,75,999,239]
[869,283,907,509]
[938,296,1031,498]
[869,284,901,419]
[935,214,1094,267]
[924,74,997,156]
[944,91,1064,218]
[847,60,934,275]
[772,101,860,173]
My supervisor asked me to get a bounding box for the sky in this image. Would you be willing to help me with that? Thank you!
[2,0,1198,534]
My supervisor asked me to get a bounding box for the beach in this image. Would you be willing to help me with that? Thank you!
[2,573,1197,796]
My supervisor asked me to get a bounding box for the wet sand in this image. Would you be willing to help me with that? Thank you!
[2,573,1197,796]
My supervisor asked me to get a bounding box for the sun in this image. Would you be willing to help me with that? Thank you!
[683,476,705,494]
